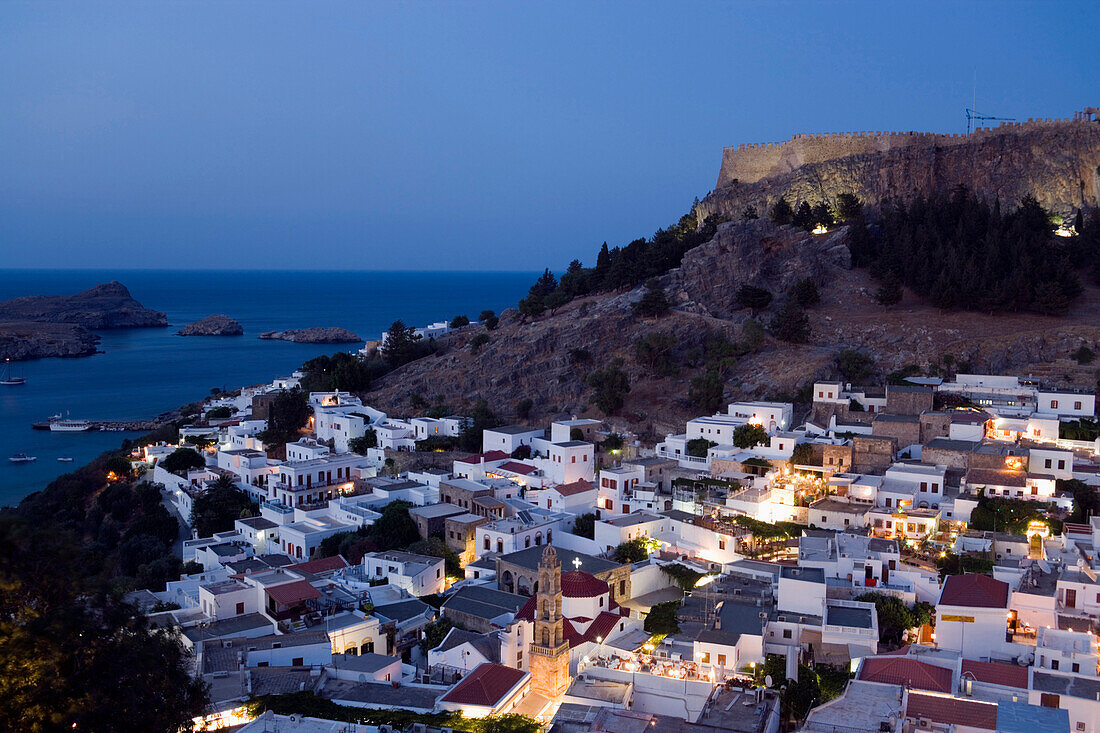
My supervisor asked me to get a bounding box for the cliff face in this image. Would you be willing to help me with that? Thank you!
[0,322,100,360]
[700,120,1100,220]
[0,281,167,329]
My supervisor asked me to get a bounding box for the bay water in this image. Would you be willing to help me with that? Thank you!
[0,269,535,506]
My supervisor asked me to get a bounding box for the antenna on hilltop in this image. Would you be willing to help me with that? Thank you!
[966,108,1015,135]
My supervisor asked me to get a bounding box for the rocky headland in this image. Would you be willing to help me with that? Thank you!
[0,322,101,360]
[178,315,244,336]
[0,281,166,361]
[259,327,361,343]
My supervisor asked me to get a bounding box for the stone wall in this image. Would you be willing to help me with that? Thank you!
[716,117,1096,187]
[701,116,1100,220]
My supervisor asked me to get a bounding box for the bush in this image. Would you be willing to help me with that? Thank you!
[741,319,765,351]
[736,284,773,311]
[613,537,651,563]
[572,513,596,539]
[449,315,469,329]
[632,284,670,317]
[790,443,818,467]
[515,398,533,419]
[1072,346,1095,365]
[634,333,678,376]
[836,349,875,384]
[686,438,716,458]
[586,360,630,416]
[349,430,377,453]
[479,310,496,322]
[875,279,903,306]
[205,406,232,419]
[469,333,490,354]
[644,600,682,634]
[769,303,810,343]
[689,368,725,413]
[483,315,499,330]
[789,278,820,307]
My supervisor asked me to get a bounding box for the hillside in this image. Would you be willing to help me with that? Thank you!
[364,219,1100,435]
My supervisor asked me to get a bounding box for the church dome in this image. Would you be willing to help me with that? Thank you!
[560,570,609,598]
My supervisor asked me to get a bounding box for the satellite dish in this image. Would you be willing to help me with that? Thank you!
[765,675,773,687]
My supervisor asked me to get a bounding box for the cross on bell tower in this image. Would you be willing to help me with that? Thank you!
[529,545,570,699]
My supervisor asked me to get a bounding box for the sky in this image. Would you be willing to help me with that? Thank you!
[1,1,1098,271]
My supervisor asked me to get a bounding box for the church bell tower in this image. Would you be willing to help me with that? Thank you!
[528,545,571,699]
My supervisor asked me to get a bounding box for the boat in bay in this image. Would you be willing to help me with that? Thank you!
[1,359,25,386]
[50,418,92,432]
[10,453,37,463]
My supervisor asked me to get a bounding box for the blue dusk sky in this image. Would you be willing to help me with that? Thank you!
[1,1,1098,271]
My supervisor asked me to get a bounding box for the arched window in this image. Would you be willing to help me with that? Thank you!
[535,532,543,546]
[525,536,532,548]
[599,597,604,607]
[547,530,552,543]
[497,539,504,553]
[542,629,550,646]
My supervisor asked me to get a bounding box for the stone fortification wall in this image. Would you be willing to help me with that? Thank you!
[699,115,1100,220]
[721,116,1091,186]
[717,117,1092,187]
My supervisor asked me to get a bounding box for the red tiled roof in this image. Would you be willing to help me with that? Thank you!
[515,595,536,621]
[960,659,1028,689]
[561,570,609,599]
[289,555,348,575]
[938,574,1009,609]
[497,461,538,475]
[265,579,322,606]
[905,692,997,731]
[440,662,526,707]
[457,450,510,465]
[583,611,623,644]
[858,657,953,693]
[554,479,595,496]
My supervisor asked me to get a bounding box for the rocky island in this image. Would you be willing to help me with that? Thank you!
[0,281,167,361]
[177,314,244,336]
[258,327,361,343]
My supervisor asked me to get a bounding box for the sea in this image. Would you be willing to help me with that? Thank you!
[0,269,537,507]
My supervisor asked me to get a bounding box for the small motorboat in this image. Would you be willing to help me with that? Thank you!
[10,453,37,463]
[57,457,75,462]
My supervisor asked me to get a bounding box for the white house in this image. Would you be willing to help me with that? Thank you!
[482,426,545,454]
[935,574,1011,661]
[361,551,446,596]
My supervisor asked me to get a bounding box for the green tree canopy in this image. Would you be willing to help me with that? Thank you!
[349,430,377,453]
[769,303,811,343]
[733,423,769,449]
[160,447,205,475]
[586,360,631,416]
[191,476,257,538]
[0,521,208,731]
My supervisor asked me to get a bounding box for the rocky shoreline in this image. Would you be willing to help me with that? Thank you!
[0,321,101,360]
[178,314,244,336]
[259,327,361,343]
